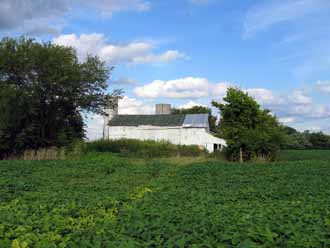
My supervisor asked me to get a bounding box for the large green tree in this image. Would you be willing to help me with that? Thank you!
[171,105,217,132]
[212,87,284,161]
[0,37,120,158]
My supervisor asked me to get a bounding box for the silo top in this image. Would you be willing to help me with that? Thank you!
[155,104,171,115]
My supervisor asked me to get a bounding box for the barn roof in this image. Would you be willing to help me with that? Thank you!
[183,114,209,128]
[108,113,209,128]
[109,114,185,127]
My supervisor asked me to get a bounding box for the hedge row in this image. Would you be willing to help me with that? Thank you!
[86,139,205,158]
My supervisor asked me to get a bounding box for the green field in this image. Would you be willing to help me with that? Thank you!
[278,149,330,161]
[1,152,330,247]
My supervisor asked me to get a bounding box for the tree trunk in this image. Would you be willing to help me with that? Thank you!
[239,147,243,163]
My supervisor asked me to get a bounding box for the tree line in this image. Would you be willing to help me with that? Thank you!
[282,127,330,150]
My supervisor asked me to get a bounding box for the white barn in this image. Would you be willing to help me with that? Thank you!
[103,101,226,153]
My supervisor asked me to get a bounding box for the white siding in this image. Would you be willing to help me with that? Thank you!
[108,126,226,153]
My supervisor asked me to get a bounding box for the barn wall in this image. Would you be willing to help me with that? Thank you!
[108,126,226,152]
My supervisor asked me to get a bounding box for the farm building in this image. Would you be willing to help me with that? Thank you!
[103,100,226,153]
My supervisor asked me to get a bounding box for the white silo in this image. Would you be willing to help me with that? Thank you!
[103,97,119,139]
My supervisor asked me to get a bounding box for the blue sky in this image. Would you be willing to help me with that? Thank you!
[1,0,330,139]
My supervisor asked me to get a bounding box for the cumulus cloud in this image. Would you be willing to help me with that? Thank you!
[133,77,287,108]
[0,0,67,35]
[289,104,330,119]
[244,0,330,37]
[133,76,330,131]
[316,80,330,93]
[0,0,149,35]
[53,33,185,65]
[134,77,231,99]
[246,88,282,106]
[279,117,296,124]
[260,90,329,122]
[288,90,312,105]
[212,82,232,98]
[118,96,154,114]
[178,101,207,109]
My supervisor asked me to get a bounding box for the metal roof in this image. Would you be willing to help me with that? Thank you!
[109,114,185,127]
[183,114,209,128]
[108,113,209,128]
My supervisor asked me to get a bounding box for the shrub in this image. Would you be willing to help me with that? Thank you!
[86,139,205,158]
[65,139,87,157]
[211,150,227,161]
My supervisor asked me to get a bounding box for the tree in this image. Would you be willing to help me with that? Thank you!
[171,106,217,132]
[0,37,121,158]
[282,128,330,149]
[212,87,285,162]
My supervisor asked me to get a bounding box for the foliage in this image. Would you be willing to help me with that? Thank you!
[86,139,205,158]
[1,154,330,247]
[212,87,285,161]
[282,127,330,149]
[65,139,88,157]
[278,149,330,161]
[171,105,217,132]
[0,37,121,159]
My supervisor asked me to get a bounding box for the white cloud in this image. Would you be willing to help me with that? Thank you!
[316,80,330,93]
[178,101,207,109]
[118,96,153,114]
[134,77,232,99]
[0,0,150,35]
[288,104,330,119]
[129,50,186,64]
[133,76,327,120]
[279,117,296,124]
[134,77,211,99]
[246,88,282,106]
[289,90,312,105]
[53,33,185,65]
[244,0,330,37]
[212,82,231,98]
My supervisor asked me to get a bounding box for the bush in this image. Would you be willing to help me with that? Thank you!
[65,139,87,157]
[86,139,206,158]
[211,150,227,161]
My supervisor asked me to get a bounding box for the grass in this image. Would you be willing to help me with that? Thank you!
[1,152,330,247]
[278,149,330,161]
